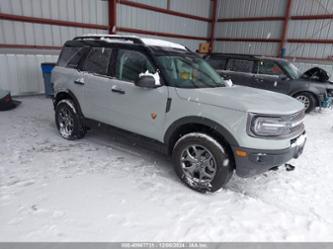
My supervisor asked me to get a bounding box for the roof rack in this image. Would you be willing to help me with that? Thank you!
[73,34,144,45]
[72,34,189,51]
[212,53,259,58]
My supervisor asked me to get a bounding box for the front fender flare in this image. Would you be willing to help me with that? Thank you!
[164,116,239,148]
[290,87,324,102]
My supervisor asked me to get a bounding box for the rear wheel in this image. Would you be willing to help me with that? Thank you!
[294,92,317,113]
[172,133,233,193]
[55,99,86,140]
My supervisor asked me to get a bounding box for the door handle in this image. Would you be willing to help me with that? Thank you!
[221,74,231,80]
[111,88,125,94]
[74,78,85,85]
[252,75,263,82]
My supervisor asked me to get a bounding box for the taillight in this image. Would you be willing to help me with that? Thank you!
[4,95,11,103]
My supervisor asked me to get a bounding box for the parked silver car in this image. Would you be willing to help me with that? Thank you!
[52,35,306,192]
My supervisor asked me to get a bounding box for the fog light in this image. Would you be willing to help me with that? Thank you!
[235,149,248,158]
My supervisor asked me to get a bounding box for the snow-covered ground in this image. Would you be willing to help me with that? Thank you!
[1,96,333,242]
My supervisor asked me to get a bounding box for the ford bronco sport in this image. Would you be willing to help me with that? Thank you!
[52,35,306,192]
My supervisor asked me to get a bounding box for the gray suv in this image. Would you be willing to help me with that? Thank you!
[52,35,306,192]
[205,53,333,113]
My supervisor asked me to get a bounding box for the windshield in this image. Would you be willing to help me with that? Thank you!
[280,60,302,79]
[157,55,225,88]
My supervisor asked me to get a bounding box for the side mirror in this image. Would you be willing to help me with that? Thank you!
[279,74,289,81]
[219,72,230,80]
[135,71,161,88]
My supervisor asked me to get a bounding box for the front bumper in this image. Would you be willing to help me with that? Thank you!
[233,132,307,178]
[320,96,333,108]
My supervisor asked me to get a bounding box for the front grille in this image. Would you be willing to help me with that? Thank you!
[286,110,305,137]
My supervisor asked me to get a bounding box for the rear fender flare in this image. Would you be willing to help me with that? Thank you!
[54,90,83,116]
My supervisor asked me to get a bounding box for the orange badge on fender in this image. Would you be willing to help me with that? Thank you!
[151,112,157,120]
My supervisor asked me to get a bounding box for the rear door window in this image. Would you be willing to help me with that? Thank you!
[57,47,89,68]
[82,47,113,76]
[116,49,155,83]
[206,57,227,70]
[226,59,254,73]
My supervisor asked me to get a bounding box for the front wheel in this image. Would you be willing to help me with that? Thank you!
[55,99,86,140]
[172,133,233,193]
[294,92,317,113]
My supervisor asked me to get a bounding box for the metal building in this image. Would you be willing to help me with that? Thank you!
[0,0,213,95]
[0,0,332,95]
[215,0,333,74]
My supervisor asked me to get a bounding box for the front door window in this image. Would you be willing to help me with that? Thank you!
[116,49,155,83]
[258,60,284,76]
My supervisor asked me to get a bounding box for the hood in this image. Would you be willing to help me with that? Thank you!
[176,86,304,115]
[301,67,330,82]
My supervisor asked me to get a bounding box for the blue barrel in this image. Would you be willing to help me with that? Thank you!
[280,48,287,58]
[41,63,56,97]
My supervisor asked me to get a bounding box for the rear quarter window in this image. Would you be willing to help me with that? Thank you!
[226,58,254,73]
[57,46,88,68]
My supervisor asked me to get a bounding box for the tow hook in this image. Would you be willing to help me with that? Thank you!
[270,163,296,172]
[285,163,295,171]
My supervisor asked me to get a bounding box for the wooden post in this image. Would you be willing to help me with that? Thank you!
[209,0,218,53]
[279,0,293,57]
[109,0,117,34]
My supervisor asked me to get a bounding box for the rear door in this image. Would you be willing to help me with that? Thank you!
[54,46,89,112]
[224,58,256,87]
[80,47,115,124]
[254,60,290,93]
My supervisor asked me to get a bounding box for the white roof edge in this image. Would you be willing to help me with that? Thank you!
[79,34,139,39]
[77,34,187,50]
[140,38,186,50]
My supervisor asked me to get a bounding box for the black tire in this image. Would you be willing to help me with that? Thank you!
[294,92,317,113]
[55,99,86,140]
[172,133,233,193]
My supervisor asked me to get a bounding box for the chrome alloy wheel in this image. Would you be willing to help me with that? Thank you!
[57,106,74,138]
[296,95,310,110]
[180,144,217,184]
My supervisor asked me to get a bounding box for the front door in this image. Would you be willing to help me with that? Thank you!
[107,48,169,141]
[253,60,290,94]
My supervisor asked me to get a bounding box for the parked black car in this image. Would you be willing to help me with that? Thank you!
[205,53,333,113]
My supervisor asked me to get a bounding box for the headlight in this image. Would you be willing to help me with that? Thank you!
[248,112,304,138]
[327,89,333,97]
